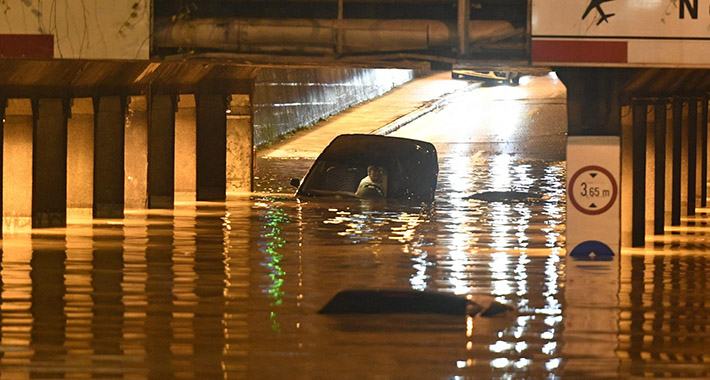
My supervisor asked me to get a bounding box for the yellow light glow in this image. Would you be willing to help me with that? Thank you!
[466,315,474,337]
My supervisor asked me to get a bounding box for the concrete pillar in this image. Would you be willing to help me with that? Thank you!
[631,103,647,247]
[665,103,674,226]
[687,98,698,216]
[671,98,682,226]
[556,68,631,136]
[226,94,253,193]
[148,95,176,208]
[680,101,690,217]
[125,96,148,210]
[67,99,94,216]
[693,99,704,210]
[701,96,708,207]
[0,101,3,234]
[175,95,196,202]
[32,98,68,228]
[621,105,633,245]
[94,96,125,219]
[3,99,33,232]
[0,98,7,235]
[645,103,655,237]
[653,102,667,235]
[196,94,227,201]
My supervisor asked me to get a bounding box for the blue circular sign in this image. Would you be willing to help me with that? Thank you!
[569,240,614,261]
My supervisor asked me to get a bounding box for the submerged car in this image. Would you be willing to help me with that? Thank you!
[290,134,438,203]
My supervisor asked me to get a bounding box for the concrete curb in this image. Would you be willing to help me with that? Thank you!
[372,81,482,136]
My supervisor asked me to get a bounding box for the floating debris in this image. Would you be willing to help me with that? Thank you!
[464,191,544,202]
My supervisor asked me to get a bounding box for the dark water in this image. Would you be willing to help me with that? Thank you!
[1,141,710,379]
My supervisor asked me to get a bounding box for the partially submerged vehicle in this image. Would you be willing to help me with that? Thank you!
[290,134,438,203]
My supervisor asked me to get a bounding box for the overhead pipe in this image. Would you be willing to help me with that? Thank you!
[153,18,520,55]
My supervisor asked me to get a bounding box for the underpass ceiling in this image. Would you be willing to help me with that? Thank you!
[154,0,527,20]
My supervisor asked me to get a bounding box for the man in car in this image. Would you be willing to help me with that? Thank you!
[356,165,386,198]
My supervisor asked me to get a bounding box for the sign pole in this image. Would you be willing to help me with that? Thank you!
[563,136,621,373]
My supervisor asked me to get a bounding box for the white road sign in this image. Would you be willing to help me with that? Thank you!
[532,0,710,66]
[566,136,620,256]
[0,0,149,59]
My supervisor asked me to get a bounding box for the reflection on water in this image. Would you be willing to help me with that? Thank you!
[0,143,710,378]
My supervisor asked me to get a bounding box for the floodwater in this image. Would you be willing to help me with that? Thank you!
[1,74,710,379]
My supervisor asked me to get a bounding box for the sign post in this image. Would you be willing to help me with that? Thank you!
[562,136,621,374]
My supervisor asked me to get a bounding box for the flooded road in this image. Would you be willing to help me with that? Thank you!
[1,74,710,379]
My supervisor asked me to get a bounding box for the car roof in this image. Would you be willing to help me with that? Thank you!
[316,134,437,167]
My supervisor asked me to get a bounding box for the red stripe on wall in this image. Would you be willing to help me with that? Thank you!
[532,39,627,64]
[0,34,53,58]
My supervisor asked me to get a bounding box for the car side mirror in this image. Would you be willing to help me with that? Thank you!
[290,178,301,188]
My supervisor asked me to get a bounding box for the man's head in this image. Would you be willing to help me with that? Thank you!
[367,166,384,183]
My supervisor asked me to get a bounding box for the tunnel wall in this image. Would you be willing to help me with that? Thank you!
[252,68,415,146]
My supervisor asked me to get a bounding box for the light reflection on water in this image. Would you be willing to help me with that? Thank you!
[1,143,710,378]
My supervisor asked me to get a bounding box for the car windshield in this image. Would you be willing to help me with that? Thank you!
[299,161,388,198]
[295,134,438,203]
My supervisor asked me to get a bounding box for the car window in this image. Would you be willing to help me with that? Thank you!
[301,161,363,194]
[355,166,388,198]
[322,164,361,192]
[294,134,438,203]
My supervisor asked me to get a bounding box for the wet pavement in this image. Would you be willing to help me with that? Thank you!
[2,72,710,379]
[261,70,476,159]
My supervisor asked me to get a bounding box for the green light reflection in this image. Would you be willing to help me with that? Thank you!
[259,200,290,336]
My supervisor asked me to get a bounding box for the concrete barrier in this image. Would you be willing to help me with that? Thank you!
[252,68,414,146]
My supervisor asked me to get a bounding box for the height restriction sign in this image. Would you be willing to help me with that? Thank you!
[566,136,620,257]
[568,165,618,215]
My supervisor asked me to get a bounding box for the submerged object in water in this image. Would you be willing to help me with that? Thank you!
[464,191,543,202]
[318,289,513,317]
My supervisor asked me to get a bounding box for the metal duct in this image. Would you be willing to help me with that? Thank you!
[153,18,519,54]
